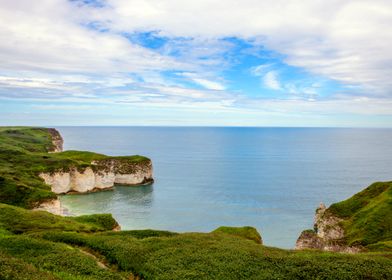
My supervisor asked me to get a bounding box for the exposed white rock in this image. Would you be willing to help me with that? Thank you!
[95,172,116,189]
[295,202,361,253]
[40,160,153,194]
[314,203,345,240]
[32,198,67,216]
[40,172,71,194]
[47,128,63,153]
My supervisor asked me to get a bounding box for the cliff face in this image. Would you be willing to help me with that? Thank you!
[40,159,153,194]
[295,203,361,253]
[32,198,67,216]
[47,128,63,152]
[296,182,392,252]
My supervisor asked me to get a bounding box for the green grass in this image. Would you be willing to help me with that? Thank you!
[0,126,151,208]
[0,203,118,234]
[0,252,59,280]
[0,126,55,153]
[40,229,392,279]
[0,236,126,280]
[212,226,262,244]
[0,202,390,279]
[328,182,392,248]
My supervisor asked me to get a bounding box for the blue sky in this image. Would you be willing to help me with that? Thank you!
[0,0,391,127]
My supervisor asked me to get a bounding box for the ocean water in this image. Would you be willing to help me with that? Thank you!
[58,127,392,248]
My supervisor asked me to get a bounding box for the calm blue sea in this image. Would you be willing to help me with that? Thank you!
[58,127,392,248]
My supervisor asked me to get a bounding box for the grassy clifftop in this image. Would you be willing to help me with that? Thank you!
[0,126,150,208]
[0,127,57,153]
[328,181,392,250]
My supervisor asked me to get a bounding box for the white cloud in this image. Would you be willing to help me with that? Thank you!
[263,71,281,90]
[97,0,392,95]
[180,72,226,90]
[191,78,225,91]
[2,0,391,96]
[0,0,202,95]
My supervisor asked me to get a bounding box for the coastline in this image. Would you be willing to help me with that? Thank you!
[0,126,391,279]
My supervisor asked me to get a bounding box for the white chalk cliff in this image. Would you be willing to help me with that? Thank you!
[295,203,361,253]
[40,129,153,194]
[40,159,153,194]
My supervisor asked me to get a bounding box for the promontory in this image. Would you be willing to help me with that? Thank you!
[0,127,153,212]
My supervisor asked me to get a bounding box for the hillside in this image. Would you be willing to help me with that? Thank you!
[0,202,391,280]
[296,182,392,252]
[328,181,392,250]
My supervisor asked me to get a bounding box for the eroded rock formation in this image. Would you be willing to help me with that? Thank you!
[32,198,67,216]
[48,128,63,152]
[40,159,153,194]
[295,203,361,253]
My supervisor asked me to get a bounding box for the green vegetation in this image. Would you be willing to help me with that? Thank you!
[0,126,56,153]
[0,208,391,280]
[328,182,392,248]
[0,126,391,279]
[0,126,150,208]
[0,203,118,234]
[212,226,262,244]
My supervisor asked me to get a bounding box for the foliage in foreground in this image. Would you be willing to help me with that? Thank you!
[0,202,390,280]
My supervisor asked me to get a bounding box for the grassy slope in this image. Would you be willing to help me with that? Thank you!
[0,203,118,234]
[328,182,392,248]
[0,126,391,279]
[0,203,391,280]
[0,127,150,208]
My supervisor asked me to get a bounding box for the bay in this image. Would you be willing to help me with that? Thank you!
[58,127,392,248]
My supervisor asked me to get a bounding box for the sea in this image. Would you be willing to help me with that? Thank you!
[57,127,392,248]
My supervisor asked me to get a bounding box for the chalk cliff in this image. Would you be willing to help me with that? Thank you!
[40,158,153,194]
[295,203,361,253]
[33,198,67,216]
[47,128,63,152]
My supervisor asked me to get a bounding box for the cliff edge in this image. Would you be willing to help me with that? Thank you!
[296,182,392,252]
[40,157,153,194]
[47,128,63,152]
[295,203,361,253]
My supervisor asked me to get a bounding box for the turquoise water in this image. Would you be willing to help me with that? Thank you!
[58,127,392,248]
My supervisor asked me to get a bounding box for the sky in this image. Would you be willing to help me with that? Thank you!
[0,0,392,127]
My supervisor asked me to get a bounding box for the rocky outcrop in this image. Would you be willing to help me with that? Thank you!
[32,198,68,216]
[48,128,63,152]
[313,203,345,240]
[40,158,153,194]
[295,203,361,253]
